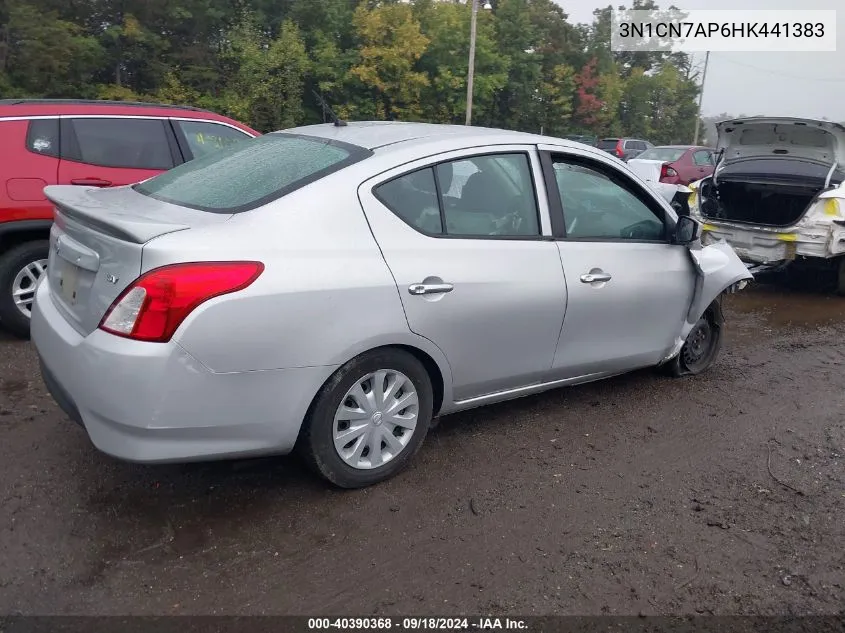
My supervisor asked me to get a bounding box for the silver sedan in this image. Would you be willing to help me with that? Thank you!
[31,122,752,488]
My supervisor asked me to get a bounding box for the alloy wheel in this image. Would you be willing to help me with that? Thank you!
[12,259,48,319]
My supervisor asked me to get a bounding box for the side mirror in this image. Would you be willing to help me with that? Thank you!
[675,215,700,244]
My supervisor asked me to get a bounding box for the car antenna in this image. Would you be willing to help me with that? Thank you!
[312,90,347,127]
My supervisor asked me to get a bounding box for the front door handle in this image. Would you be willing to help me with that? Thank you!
[71,178,112,187]
[580,272,612,283]
[408,282,454,296]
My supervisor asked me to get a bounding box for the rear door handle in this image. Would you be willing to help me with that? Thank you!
[71,178,112,187]
[580,272,612,283]
[408,283,454,296]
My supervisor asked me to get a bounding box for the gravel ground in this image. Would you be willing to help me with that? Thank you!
[1,282,843,616]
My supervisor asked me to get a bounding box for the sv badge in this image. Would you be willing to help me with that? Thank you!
[105,273,119,285]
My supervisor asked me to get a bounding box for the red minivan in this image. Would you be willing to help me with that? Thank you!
[0,99,259,337]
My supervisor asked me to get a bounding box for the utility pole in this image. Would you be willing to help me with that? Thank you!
[693,50,710,145]
[465,0,479,126]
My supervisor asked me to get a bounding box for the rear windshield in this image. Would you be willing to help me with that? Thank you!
[636,147,687,162]
[135,133,372,213]
[597,139,619,150]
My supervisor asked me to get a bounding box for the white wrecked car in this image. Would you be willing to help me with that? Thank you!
[687,117,845,290]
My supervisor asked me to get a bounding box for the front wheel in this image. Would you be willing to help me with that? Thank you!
[298,348,434,488]
[0,241,49,339]
[661,301,724,377]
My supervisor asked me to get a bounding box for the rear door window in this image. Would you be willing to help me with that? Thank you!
[175,120,253,160]
[63,118,175,170]
[439,154,540,237]
[693,150,715,165]
[375,168,442,234]
[136,133,372,213]
[26,119,60,157]
[374,153,540,238]
[597,139,619,150]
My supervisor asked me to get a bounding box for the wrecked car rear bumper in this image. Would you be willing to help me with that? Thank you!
[699,221,837,266]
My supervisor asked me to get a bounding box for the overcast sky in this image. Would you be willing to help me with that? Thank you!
[554,0,844,121]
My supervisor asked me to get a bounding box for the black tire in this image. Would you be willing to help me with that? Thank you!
[298,348,434,488]
[660,300,724,377]
[0,240,49,339]
[835,258,845,296]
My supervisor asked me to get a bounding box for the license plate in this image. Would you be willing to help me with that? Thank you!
[58,260,80,306]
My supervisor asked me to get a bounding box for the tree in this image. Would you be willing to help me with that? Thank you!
[218,14,309,132]
[415,0,508,124]
[0,0,703,143]
[349,2,430,120]
[573,57,604,128]
[619,67,653,139]
[539,63,577,135]
[0,1,103,98]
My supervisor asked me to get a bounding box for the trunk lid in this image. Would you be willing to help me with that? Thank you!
[716,117,845,166]
[43,184,231,335]
[627,159,664,183]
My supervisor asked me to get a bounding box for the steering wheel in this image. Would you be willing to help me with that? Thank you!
[490,211,524,236]
[620,220,661,240]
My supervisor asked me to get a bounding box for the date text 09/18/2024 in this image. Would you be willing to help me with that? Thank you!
[307,618,529,630]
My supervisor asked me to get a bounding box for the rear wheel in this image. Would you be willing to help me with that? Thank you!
[298,348,434,488]
[0,241,49,339]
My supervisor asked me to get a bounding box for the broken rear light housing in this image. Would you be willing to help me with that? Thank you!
[660,163,678,179]
[99,261,265,343]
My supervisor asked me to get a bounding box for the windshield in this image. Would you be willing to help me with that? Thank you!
[135,133,371,213]
[636,148,687,162]
[597,139,619,150]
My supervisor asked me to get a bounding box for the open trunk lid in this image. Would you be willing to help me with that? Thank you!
[716,117,845,166]
[43,184,230,335]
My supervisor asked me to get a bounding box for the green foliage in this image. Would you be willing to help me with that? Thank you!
[350,3,430,120]
[0,0,702,144]
[1,0,104,98]
[415,1,507,124]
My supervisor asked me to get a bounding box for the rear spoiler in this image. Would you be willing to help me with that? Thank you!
[44,185,191,244]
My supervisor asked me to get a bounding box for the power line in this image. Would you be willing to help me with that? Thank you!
[717,56,845,83]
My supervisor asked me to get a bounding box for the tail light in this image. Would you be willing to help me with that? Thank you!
[660,163,678,179]
[99,261,264,342]
[615,140,624,157]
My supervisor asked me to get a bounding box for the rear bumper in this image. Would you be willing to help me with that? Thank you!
[699,220,834,265]
[31,280,337,463]
[39,359,84,427]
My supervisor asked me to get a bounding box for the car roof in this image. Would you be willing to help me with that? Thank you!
[648,145,710,150]
[0,99,254,129]
[281,121,576,152]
